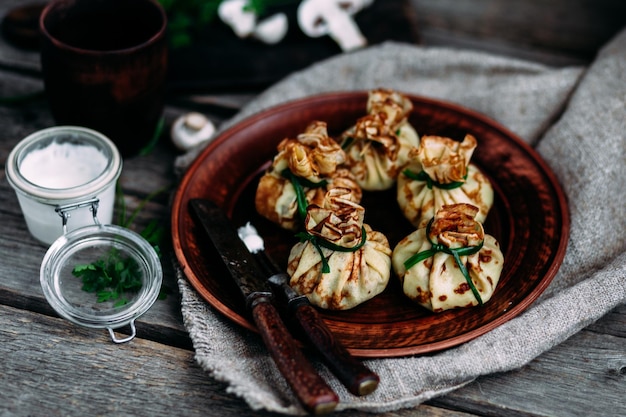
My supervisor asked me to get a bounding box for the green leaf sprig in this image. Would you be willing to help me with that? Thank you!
[296,226,367,274]
[402,169,467,190]
[72,248,143,307]
[72,183,171,305]
[403,218,484,305]
[159,0,222,47]
[281,168,328,221]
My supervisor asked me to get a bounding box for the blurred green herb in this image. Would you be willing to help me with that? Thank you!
[158,0,297,48]
[139,116,165,157]
[72,183,172,305]
[244,0,297,14]
[159,0,221,48]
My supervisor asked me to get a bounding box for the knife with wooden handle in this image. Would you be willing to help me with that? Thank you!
[238,223,380,397]
[189,199,338,415]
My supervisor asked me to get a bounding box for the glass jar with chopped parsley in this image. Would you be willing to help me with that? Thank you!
[40,221,162,343]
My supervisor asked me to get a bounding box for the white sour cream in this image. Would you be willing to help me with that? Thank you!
[20,141,108,188]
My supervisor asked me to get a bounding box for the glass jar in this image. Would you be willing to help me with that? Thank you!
[40,222,163,343]
[5,126,122,245]
[6,126,162,343]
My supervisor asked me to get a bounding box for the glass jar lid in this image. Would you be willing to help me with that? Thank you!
[40,223,162,343]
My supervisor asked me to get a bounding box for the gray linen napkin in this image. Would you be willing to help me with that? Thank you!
[175,29,626,414]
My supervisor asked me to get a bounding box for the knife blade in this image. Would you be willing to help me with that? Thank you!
[238,223,380,397]
[189,199,338,415]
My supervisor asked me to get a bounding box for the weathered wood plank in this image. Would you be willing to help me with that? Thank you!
[0,0,42,74]
[428,304,626,417]
[412,0,626,66]
[587,303,626,338]
[0,303,251,417]
[3,302,622,417]
[0,304,479,417]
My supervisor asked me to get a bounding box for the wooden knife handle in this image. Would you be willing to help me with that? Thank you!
[294,303,380,396]
[250,296,339,415]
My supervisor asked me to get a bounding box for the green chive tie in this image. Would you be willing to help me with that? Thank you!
[296,227,368,274]
[403,218,484,305]
[402,169,467,190]
[281,168,328,220]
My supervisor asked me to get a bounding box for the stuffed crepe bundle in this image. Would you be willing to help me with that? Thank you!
[392,203,504,312]
[255,121,362,231]
[287,188,392,310]
[340,89,420,191]
[397,133,494,228]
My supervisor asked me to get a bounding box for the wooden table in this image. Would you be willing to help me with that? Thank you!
[1,1,624,416]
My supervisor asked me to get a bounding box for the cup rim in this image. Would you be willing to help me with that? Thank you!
[39,0,167,55]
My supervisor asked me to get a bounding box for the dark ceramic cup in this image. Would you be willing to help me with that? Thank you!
[39,0,168,157]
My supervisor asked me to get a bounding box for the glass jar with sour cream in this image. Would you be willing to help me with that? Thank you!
[6,126,122,245]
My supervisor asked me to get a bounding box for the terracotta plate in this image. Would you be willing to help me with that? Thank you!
[171,91,569,358]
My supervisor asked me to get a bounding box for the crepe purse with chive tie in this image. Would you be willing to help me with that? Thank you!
[392,203,504,312]
[397,133,494,229]
[286,187,392,310]
[255,121,362,231]
[339,88,420,191]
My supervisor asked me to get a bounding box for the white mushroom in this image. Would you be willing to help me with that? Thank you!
[219,0,289,45]
[171,112,216,151]
[253,13,289,44]
[218,0,257,38]
[298,0,373,51]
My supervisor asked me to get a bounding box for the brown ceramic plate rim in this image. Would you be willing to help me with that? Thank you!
[171,91,570,358]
